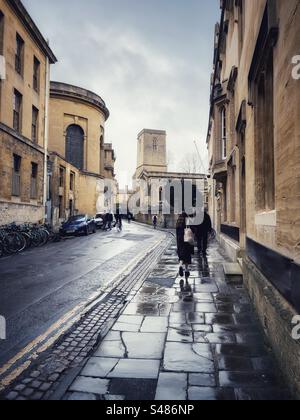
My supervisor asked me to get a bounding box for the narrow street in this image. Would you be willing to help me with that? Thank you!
[0,223,167,371]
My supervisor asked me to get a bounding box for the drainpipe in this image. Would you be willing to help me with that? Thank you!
[43,56,50,223]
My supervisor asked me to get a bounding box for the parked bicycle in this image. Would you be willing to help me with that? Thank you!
[0,223,61,257]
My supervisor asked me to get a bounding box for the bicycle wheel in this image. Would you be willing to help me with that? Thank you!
[0,240,4,257]
[30,231,42,247]
[6,232,26,253]
[21,232,32,249]
[40,229,50,245]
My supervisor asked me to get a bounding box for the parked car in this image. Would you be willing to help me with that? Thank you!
[94,214,104,229]
[60,215,96,236]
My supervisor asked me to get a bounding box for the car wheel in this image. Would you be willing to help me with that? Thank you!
[85,227,89,236]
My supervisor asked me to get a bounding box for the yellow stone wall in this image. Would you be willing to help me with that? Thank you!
[0,0,48,146]
[209,0,300,263]
[49,96,106,175]
[48,91,112,225]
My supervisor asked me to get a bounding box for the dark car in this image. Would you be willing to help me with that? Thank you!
[94,213,104,229]
[60,215,96,236]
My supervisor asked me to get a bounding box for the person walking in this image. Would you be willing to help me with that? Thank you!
[115,211,123,232]
[152,215,158,230]
[106,212,113,231]
[193,209,212,256]
[176,213,194,289]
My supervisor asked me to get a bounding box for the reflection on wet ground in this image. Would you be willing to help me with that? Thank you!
[67,240,291,401]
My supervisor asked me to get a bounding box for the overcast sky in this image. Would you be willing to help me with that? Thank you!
[23,0,220,187]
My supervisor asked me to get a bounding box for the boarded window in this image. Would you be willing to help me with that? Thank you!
[66,125,84,170]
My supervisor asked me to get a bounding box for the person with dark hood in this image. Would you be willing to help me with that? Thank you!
[176,212,194,288]
[152,215,158,229]
[193,209,212,256]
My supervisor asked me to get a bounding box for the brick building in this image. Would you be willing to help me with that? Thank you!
[207,0,300,395]
[0,0,56,224]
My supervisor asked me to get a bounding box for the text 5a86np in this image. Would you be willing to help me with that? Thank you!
[150,405,194,416]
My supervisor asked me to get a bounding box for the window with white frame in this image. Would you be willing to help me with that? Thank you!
[221,107,227,160]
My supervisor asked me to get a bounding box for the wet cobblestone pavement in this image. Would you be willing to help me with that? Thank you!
[1,239,291,400]
[64,241,291,401]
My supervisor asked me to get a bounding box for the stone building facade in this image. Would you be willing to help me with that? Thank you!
[207,0,300,396]
[0,0,56,224]
[103,143,116,179]
[48,82,114,226]
[133,129,208,228]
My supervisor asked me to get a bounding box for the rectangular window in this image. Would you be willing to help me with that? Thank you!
[254,52,275,211]
[12,154,21,196]
[13,89,22,132]
[15,33,24,75]
[59,166,65,188]
[30,162,38,199]
[237,0,245,59]
[33,56,40,92]
[70,172,75,191]
[221,107,227,160]
[31,106,39,143]
[59,196,63,219]
[69,199,73,216]
[0,11,4,56]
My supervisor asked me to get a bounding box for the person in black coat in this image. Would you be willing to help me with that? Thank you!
[176,213,194,283]
[193,209,212,256]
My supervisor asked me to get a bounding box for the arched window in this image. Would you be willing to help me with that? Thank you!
[66,125,84,170]
[221,107,227,160]
[153,138,158,151]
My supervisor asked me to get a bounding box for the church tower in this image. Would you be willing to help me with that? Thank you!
[135,129,167,178]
